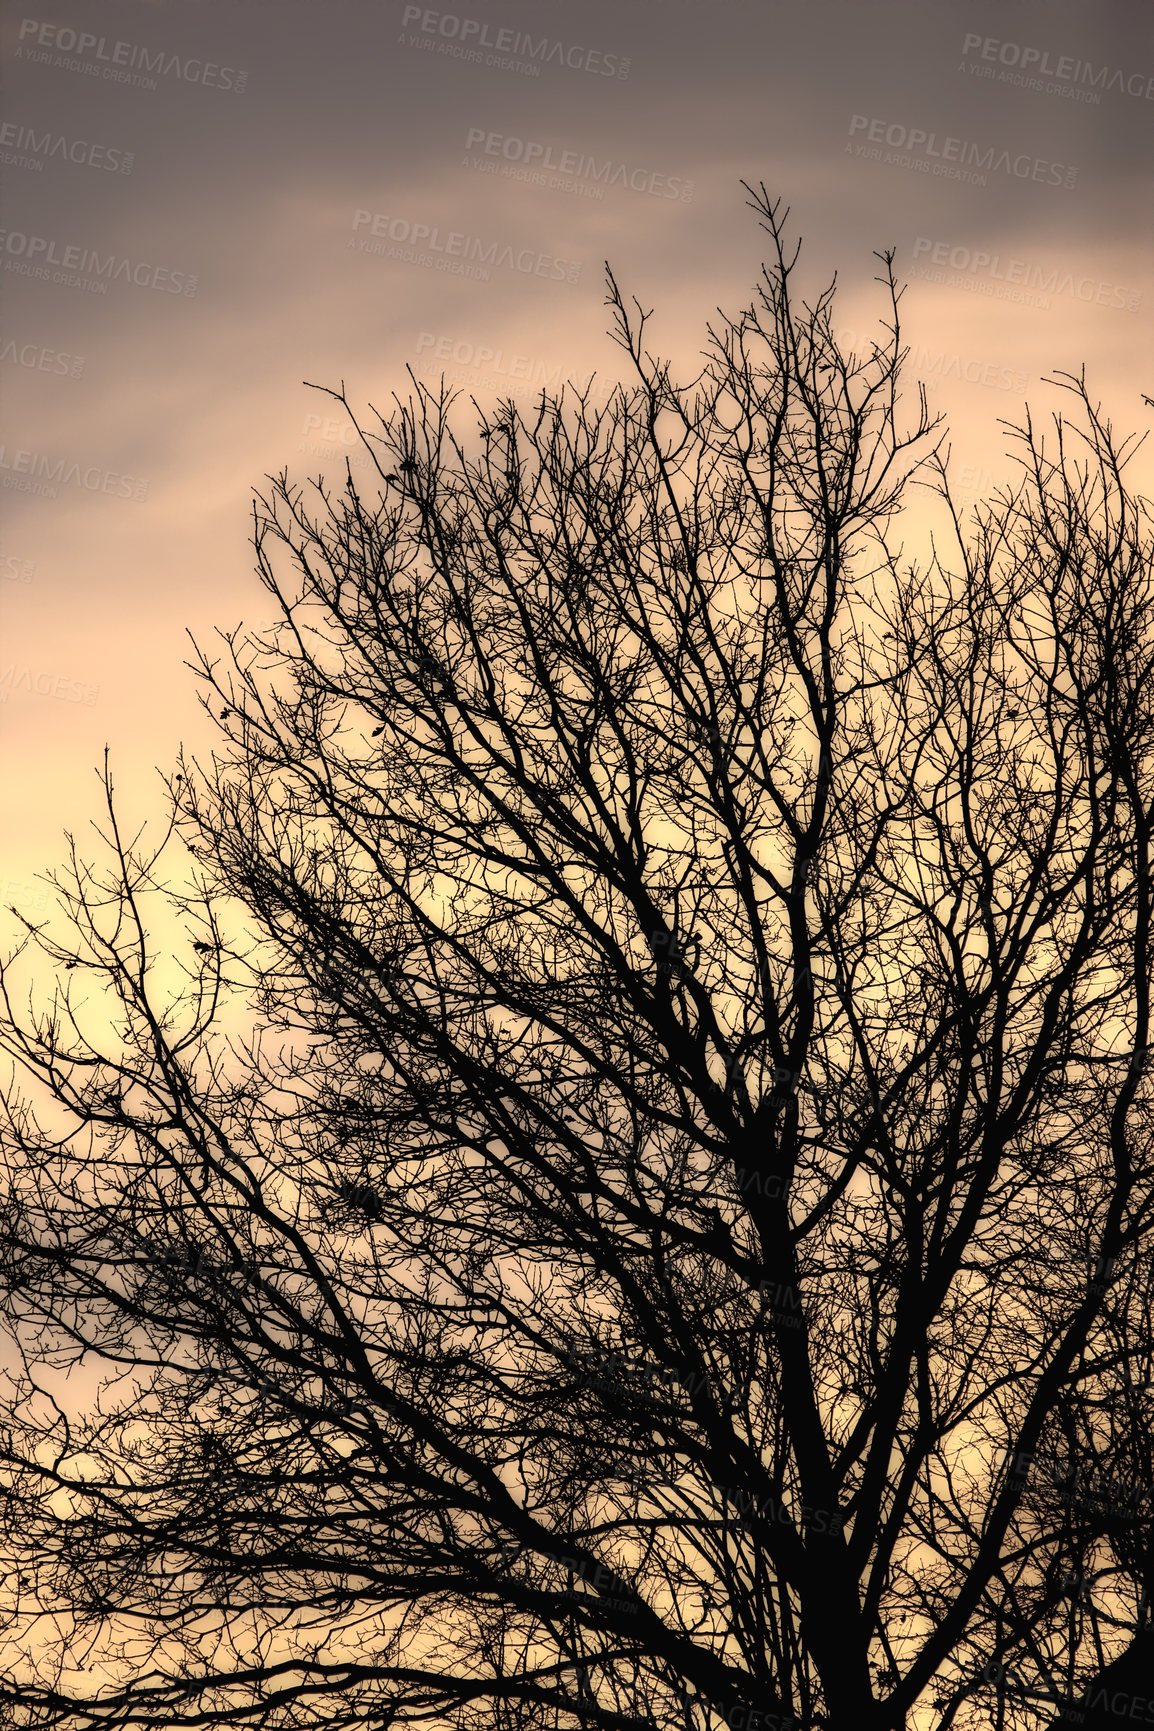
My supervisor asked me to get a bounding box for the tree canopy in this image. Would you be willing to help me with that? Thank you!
[1,188,1153,1731]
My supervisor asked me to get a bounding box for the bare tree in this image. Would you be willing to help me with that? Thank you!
[0,187,1152,1731]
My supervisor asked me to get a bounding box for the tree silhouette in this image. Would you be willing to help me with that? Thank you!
[0,186,1152,1731]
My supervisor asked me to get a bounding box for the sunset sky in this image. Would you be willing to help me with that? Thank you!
[2,0,1152,931]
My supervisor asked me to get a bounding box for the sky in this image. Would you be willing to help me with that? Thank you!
[2,0,1152,932]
